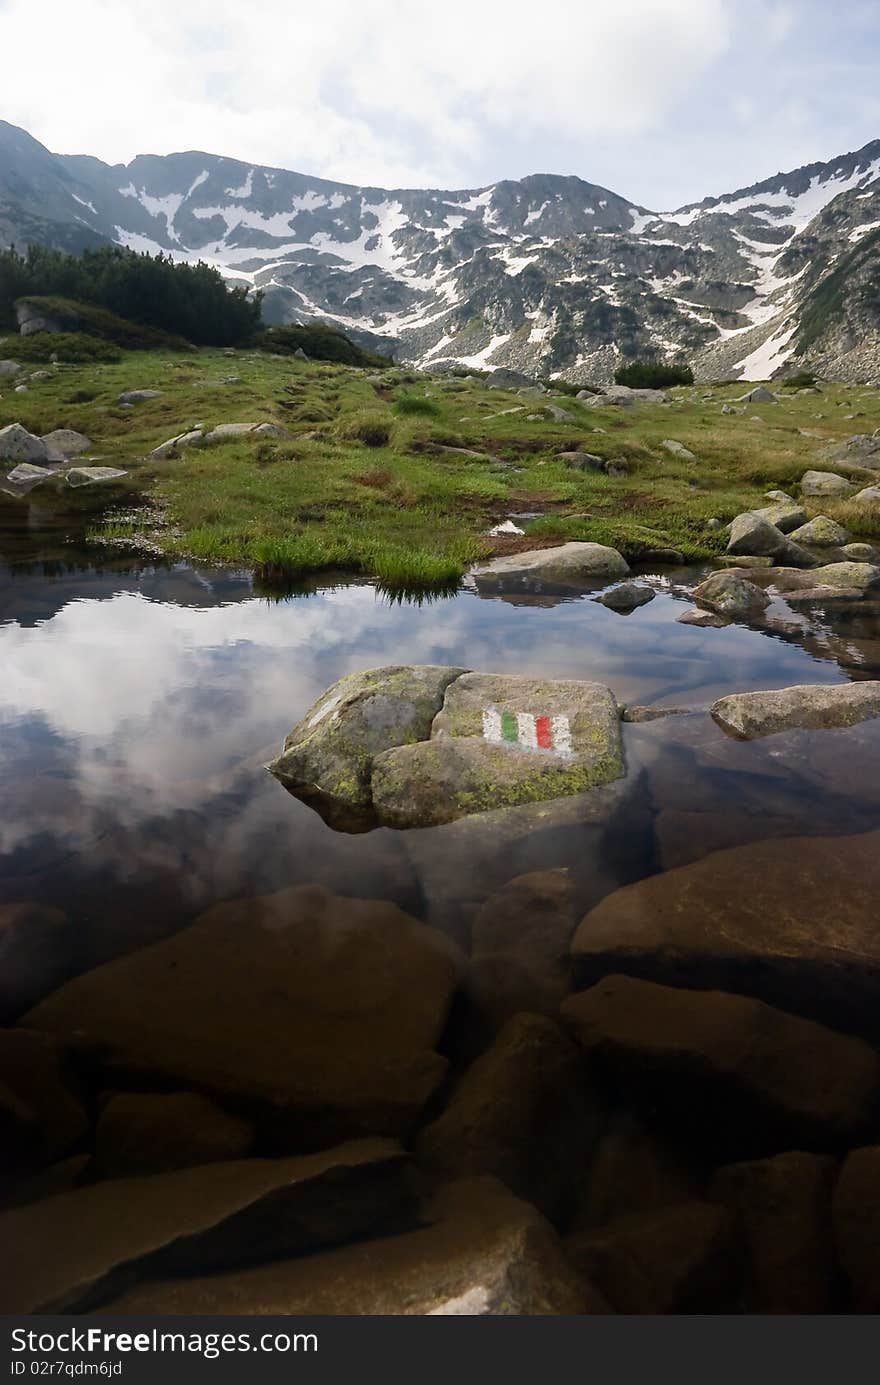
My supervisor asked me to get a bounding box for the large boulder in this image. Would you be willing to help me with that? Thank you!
[711,682,880,739]
[4,463,54,488]
[789,515,851,546]
[562,975,879,1150]
[416,1013,598,1223]
[469,543,629,597]
[117,389,162,405]
[751,500,807,533]
[0,360,22,377]
[102,1178,604,1315]
[595,582,655,613]
[0,1029,88,1171]
[0,1139,411,1313]
[486,367,542,391]
[66,467,127,487]
[469,867,576,1017]
[268,665,466,829]
[94,1091,254,1178]
[737,386,777,403]
[691,571,771,617]
[149,429,204,459]
[854,485,880,506]
[41,429,92,460]
[15,302,63,336]
[0,423,49,463]
[371,673,624,828]
[571,1108,700,1230]
[726,512,803,562]
[711,1152,836,1313]
[822,432,880,468]
[570,831,880,1038]
[21,884,461,1143]
[767,562,880,594]
[801,470,853,497]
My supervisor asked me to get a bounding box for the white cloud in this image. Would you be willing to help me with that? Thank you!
[0,0,729,189]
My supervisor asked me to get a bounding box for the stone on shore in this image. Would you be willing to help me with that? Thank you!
[0,422,49,463]
[0,1139,411,1313]
[789,515,851,547]
[41,429,92,460]
[710,682,880,739]
[801,470,853,497]
[21,884,461,1143]
[66,467,127,487]
[752,500,807,533]
[101,1178,604,1315]
[562,974,879,1149]
[570,831,880,1038]
[4,463,54,487]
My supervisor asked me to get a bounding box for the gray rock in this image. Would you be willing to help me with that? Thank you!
[0,422,49,463]
[29,370,54,382]
[21,885,460,1142]
[562,974,879,1148]
[545,404,575,422]
[764,489,794,502]
[470,542,628,597]
[801,470,853,497]
[13,384,28,393]
[16,302,62,336]
[834,1146,880,1311]
[594,583,655,613]
[95,1091,253,1178]
[204,422,258,441]
[5,463,54,487]
[41,429,92,459]
[416,1014,598,1223]
[557,451,605,472]
[66,467,127,487]
[737,386,777,403]
[721,404,737,414]
[711,682,880,740]
[842,542,880,561]
[486,368,541,390]
[822,433,880,467]
[853,485,880,506]
[752,500,808,533]
[0,1139,412,1313]
[710,1152,836,1313]
[691,571,771,617]
[661,439,696,460]
[0,360,22,377]
[726,512,813,565]
[569,830,880,1038]
[677,608,729,627]
[293,347,308,360]
[789,515,851,546]
[149,429,204,459]
[103,1177,603,1315]
[268,664,466,827]
[768,561,880,593]
[117,390,163,405]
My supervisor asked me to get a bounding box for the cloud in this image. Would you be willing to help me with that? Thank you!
[0,0,729,188]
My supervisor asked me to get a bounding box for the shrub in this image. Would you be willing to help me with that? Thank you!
[394,392,440,417]
[12,299,189,352]
[338,411,394,447]
[10,330,122,363]
[259,324,388,367]
[614,360,694,388]
[781,370,819,389]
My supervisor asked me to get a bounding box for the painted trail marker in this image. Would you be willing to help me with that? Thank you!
[482,707,573,757]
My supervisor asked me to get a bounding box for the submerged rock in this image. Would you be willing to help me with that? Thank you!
[562,974,879,1149]
[0,1029,88,1171]
[691,571,771,617]
[102,1177,603,1315]
[834,1146,880,1311]
[4,462,54,487]
[570,830,880,1038]
[710,682,880,739]
[21,884,461,1142]
[0,1138,411,1313]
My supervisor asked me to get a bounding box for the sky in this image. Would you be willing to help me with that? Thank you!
[0,0,878,209]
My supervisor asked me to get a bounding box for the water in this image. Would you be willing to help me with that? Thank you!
[2,488,880,978]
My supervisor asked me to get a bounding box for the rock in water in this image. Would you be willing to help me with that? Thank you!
[371,672,624,828]
[710,682,880,739]
[691,571,771,617]
[20,884,461,1142]
[0,1139,411,1313]
[66,467,127,487]
[0,423,49,463]
[561,974,878,1150]
[4,463,54,487]
[569,830,880,1039]
[469,543,629,597]
[101,1178,604,1315]
[594,583,655,613]
[268,664,466,828]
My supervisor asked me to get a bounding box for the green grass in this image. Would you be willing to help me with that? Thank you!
[4,343,879,588]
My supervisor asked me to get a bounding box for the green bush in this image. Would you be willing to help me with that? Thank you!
[338,411,394,447]
[393,392,440,417]
[9,330,122,363]
[614,360,694,388]
[781,370,819,389]
[259,323,389,367]
[14,299,189,351]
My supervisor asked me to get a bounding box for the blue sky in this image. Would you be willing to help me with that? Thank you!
[0,0,877,208]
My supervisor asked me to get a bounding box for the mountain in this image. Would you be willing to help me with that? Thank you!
[2,119,879,382]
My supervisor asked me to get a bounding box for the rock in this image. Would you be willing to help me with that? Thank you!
[268,664,466,828]
[116,390,162,405]
[41,429,92,460]
[854,485,880,506]
[706,517,723,530]
[726,512,814,565]
[645,547,685,564]
[486,368,541,391]
[737,386,777,403]
[149,429,204,459]
[21,885,460,1142]
[293,347,308,361]
[571,1109,700,1230]
[486,520,524,536]
[102,1177,603,1315]
[710,1152,836,1313]
[471,867,574,991]
[16,303,62,335]
[721,404,737,414]
[843,542,880,561]
[715,554,775,568]
[710,682,880,739]
[13,384,28,393]
[371,672,624,829]
[801,470,853,497]
[95,1091,254,1178]
[765,489,794,502]
[789,515,851,546]
[0,360,22,377]
[621,705,693,723]
[678,608,729,627]
[66,467,127,487]
[570,831,880,1038]
[204,422,259,441]
[470,543,629,597]
[417,1014,597,1223]
[567,1201,736,1313]
[691,571,771,617]
[834,1146,880,1310]
[0,422,49,463]
[562,974,879,1149]
[251,422,292,438]
[541,404,572,422]
[0,1030,88,1170]
[5,463,54,486]
[558,450,605,471]
[822,433,880,467]
[0,902,73,1021]
[752,500,808,533]
[768,561,880,593]
[604,385,667,405]
[0,1138,412,1314]
[29,370,54,381]
[661,439,696,460]
[576,389,597,400]
[594,583,655,613]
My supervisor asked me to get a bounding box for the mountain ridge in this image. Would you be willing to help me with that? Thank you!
[1,120,879,382]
